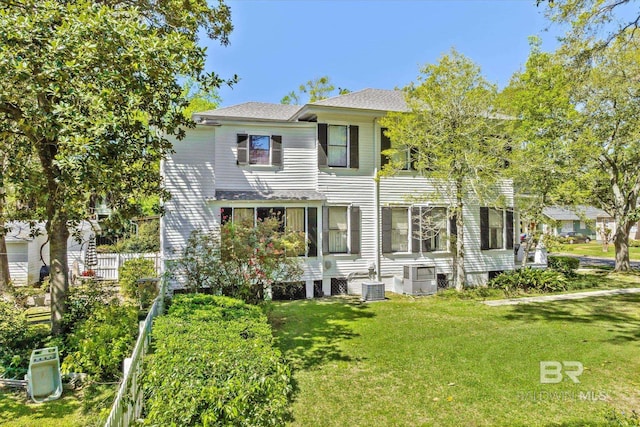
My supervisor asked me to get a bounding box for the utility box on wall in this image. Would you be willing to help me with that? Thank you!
[403,264,436,295]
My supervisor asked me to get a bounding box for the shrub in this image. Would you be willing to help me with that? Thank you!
[143,294,293,426]
[119,258,157,309]
[629,239,640,248]
[61,302,138,381]
[488,268,567,295]
[169,219,304,304]
[62,282,118,335]
[0,301,49,378]
[548,256,580,277]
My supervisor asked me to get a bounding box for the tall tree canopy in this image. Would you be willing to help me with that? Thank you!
[0,0,233,332]
[281,76,350,105]
[380,50,511,290]
[539,0,640,56]
[506,34,640,271]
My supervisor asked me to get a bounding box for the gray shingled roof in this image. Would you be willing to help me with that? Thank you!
[310,88,408,112]
[215,190,326,201]
[196,102,302,121]
[543,206,611,221]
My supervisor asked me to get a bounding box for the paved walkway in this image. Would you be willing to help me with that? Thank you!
[483,287,640,306]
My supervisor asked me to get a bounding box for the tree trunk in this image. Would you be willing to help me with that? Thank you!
[454,190,465,291]
[613,220,631,272]
[0,157,10,293]
[0,230,9,294]
[49,215,69,335]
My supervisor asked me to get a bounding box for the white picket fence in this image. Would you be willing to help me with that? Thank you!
[104,279,166,427]
[67,252,161,282]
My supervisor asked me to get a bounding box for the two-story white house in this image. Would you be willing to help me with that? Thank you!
[161,89,515,298]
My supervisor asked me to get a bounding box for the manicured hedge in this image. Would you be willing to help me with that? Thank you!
[548,256,580,276]
[143,295,292,426]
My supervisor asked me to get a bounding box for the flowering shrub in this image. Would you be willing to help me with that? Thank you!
[170,217,304,304]
[80,269,96,277]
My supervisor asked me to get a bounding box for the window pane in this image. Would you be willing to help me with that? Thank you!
[328,145,347,166]
[234,208,254,225]
[489,208,504,249]
[329,207,348,253]
[250,135,270,165]
[391,208,408,252]
[328,125,348,167]
[286,208,305,232]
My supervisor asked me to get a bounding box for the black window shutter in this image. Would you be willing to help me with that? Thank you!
[349,125,359,169]
[350,206,360,254]
[450,214,457,237]
[237,134,248,165]
[410,147,419,170]
[307,207,317,257]
[382,207,392,253]
[322,206,329,254]
[381,128,391,167]
[480,207,489,250]
[271,135,282,166]
[506,209,514,250]
[411,207,420,253]
[318,124,328,167]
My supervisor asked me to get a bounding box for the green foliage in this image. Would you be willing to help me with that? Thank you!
[281,76,350,104]
[0,0,233,333]
[119,258,157,309]
[380,49,510,290]
[0,301,49,378]
[170,218,304,304]
[603,408,640,427]
[143,294,293,426]
[548,255,580,277]
[62,283,118,335]
[488,268,567,296]
[61,302,138,381]
[98,219,160,253]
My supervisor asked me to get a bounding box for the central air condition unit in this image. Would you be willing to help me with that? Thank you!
[361,282,385,302]
[403,264,436,296]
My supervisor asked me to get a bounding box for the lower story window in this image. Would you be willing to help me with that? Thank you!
[391,208,409,252]
[489,208,504,249]
[328,206,348,253]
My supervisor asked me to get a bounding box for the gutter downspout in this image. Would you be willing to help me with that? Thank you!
[374,118,381,282]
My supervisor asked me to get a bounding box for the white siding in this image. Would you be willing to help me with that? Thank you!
[7,241,28,285]
[163,127,217,257]
[214,123,317,192]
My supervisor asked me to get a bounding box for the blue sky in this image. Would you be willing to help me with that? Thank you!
[205,0,565,107]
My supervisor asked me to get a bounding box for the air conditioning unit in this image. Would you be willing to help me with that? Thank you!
[361,281,385,301]
[403,264,436,296]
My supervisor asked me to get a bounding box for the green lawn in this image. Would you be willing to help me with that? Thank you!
[554,242,640,260]
[270,293,640,426]
[0,384,113,427]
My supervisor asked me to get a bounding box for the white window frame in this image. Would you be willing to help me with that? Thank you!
[328,125,350,168]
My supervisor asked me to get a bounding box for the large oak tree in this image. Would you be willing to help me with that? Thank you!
[0,0,233,333]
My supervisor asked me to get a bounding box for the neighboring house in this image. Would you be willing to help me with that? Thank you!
[542,206,613,241]
[161,89,515,297]
[5,221,96,285]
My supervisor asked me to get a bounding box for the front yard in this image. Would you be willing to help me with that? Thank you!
[555,242,640,260]
[270,291,640,426]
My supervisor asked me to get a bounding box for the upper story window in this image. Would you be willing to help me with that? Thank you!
[237,134,282,167]
[318,124,359,169]
[328,125,348,167]
[480,207,514,251]
[380,128,416,171]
